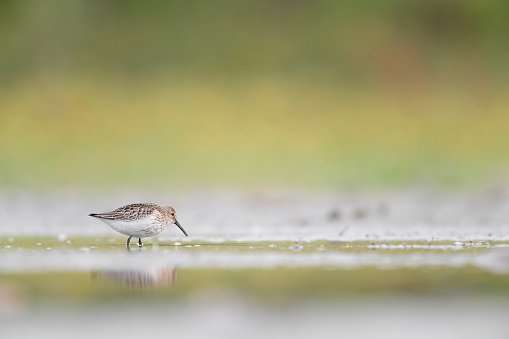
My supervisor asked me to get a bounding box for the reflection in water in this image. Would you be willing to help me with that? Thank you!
[93,267,178,288]
[0,281,28,316]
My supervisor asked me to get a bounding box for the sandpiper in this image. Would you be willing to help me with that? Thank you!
[89,203,188,247]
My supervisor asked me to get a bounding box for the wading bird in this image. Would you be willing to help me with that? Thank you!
[89,203,188,247]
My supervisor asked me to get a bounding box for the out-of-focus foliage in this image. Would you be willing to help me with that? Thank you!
[0,0,508,188]
[1,0,508,83]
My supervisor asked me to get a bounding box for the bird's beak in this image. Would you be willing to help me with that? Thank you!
[175,220,188,237]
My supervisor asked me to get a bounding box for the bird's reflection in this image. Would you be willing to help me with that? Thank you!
[93,266,178,288]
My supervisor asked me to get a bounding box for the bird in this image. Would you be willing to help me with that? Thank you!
[89,203,188,247]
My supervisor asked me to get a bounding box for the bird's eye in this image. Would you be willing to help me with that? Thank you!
[171,213,175,216]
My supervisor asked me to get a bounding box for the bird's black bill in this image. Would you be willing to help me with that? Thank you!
[175,220,188,236]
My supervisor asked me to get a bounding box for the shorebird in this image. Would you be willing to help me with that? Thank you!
[89,203,188,247]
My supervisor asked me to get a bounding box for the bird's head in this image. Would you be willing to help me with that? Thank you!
[164,206,188,236]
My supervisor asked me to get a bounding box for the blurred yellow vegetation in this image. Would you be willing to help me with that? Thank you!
[1,76,508,188]
[1,1,508,188]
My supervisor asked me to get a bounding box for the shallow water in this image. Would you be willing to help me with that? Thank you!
[2,189,509,338]
[2,237,509,338]
[1,188,509,240]
[1,237,509,273]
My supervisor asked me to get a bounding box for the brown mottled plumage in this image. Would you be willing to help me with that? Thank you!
[89,203,188,248]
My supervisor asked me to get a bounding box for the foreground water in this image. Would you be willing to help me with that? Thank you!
[2,237,509,338]
[1,189,509,338]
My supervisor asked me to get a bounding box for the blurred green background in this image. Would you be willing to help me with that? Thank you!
[1,0,508,189]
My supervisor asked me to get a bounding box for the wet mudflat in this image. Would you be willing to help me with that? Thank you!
[1,237,509,338]
[1,190,509,338]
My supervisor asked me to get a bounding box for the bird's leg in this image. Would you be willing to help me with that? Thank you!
[127,236,132,247]
[138,238,143,247]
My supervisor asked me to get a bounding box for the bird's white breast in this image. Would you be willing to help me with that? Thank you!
[100,214,167,238]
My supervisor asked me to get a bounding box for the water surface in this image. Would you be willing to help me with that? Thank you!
[2,189,509,338]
